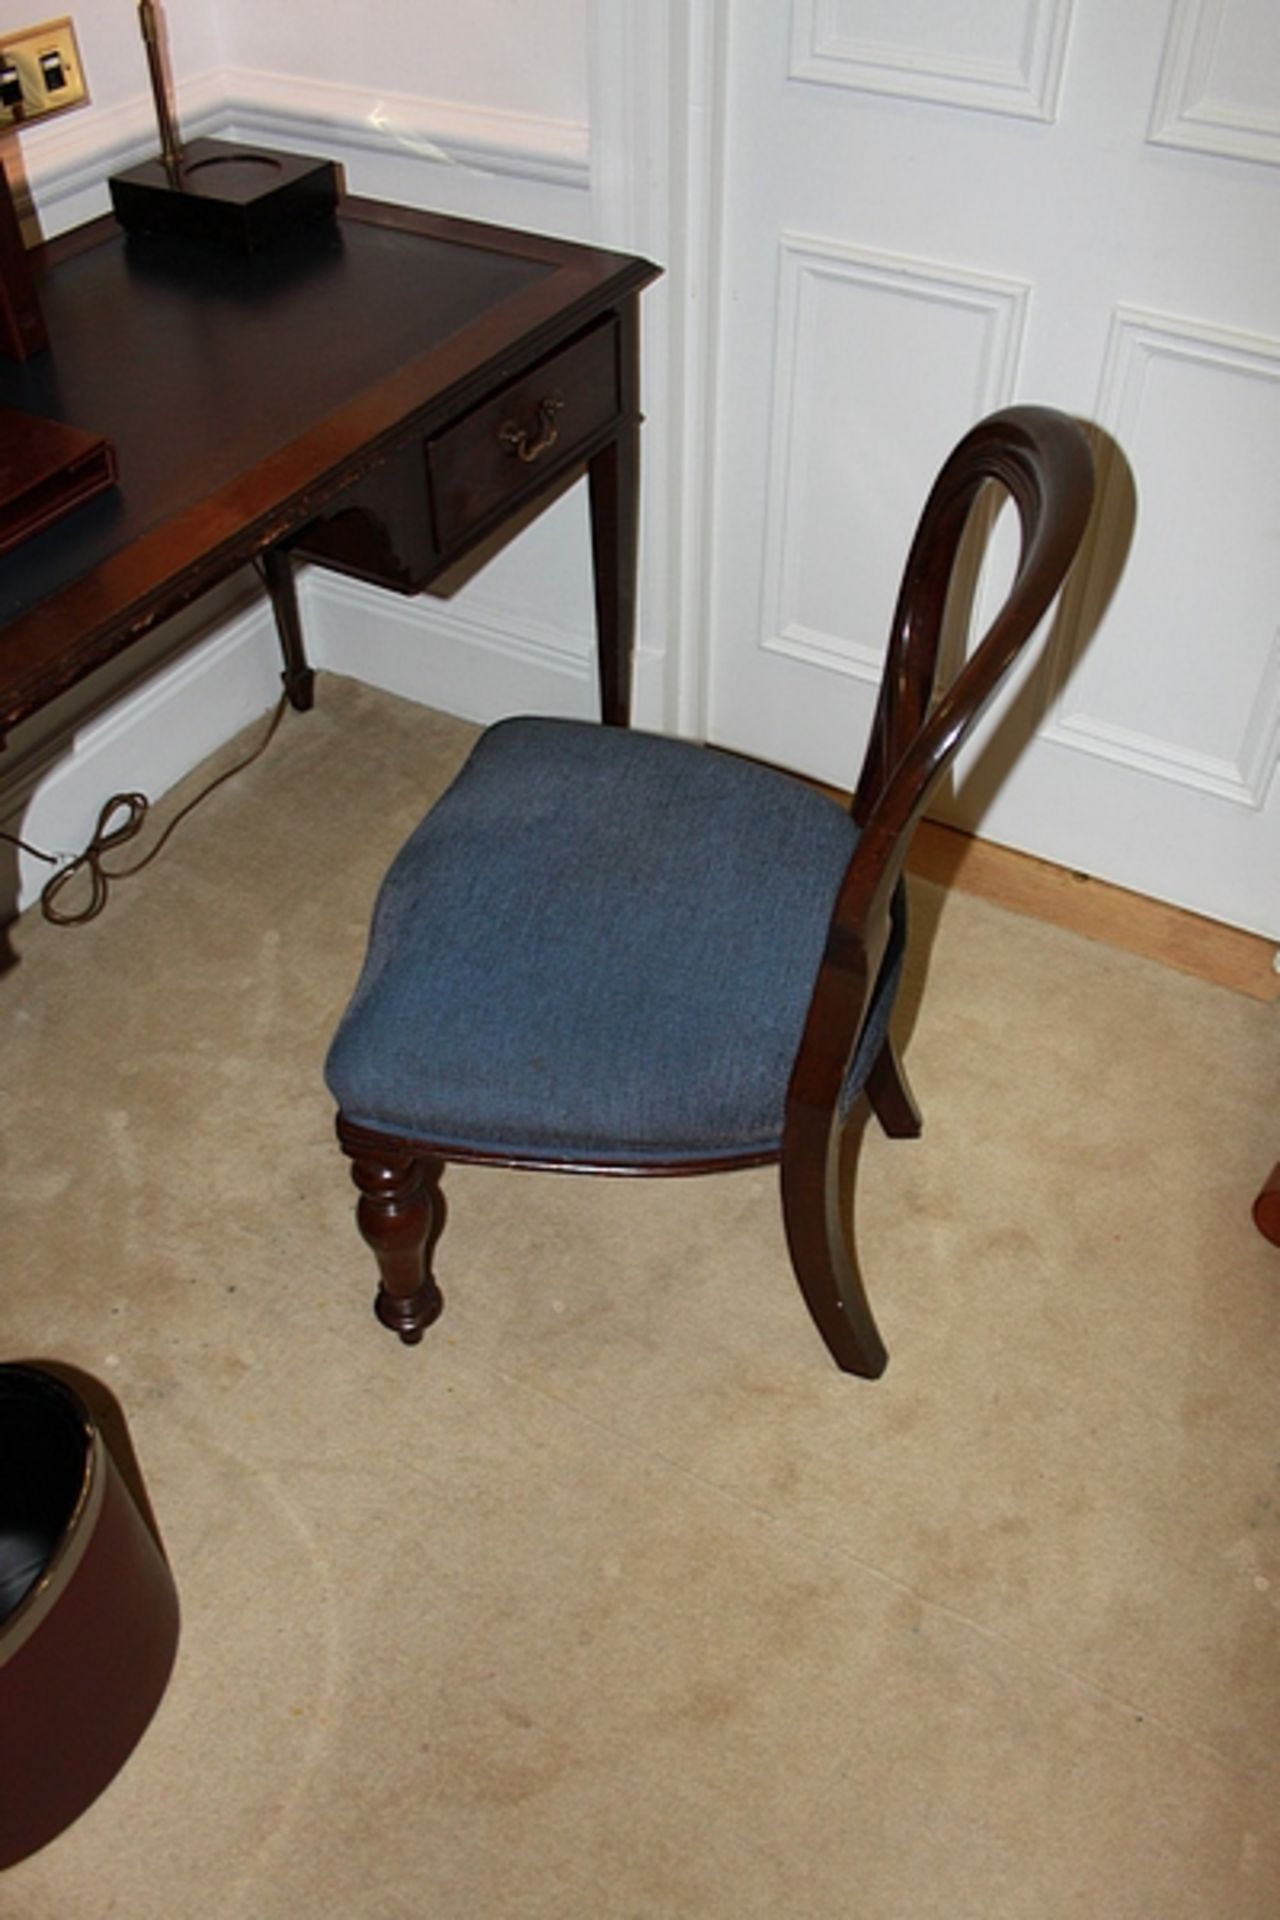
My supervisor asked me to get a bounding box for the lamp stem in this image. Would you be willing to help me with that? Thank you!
[137,0,184,178]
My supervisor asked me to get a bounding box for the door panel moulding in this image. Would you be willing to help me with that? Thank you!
[760,235,1028,678]
[1149,0,1280,167]
[789,0,1077,123]
[1044,306,1280,811]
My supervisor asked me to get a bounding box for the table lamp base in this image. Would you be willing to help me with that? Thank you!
[108,138,339,253]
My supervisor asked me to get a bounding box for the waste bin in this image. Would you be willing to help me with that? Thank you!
[0,1363,180,1866]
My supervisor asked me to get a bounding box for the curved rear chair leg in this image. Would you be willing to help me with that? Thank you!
[337,1120,446,1345]
[780,1112,888,1379]
[866,1037,922,1140]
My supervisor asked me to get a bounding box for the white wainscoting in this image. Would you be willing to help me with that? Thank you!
[20,65,589,233]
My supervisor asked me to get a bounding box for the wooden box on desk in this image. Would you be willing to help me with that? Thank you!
[108,140,339,254]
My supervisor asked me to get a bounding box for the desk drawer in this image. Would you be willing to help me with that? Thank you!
[427,320,619,552]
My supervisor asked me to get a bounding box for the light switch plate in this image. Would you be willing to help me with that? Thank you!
[1,16,88,129]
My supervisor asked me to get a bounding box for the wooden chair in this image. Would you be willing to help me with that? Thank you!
[324,405,1094,1377]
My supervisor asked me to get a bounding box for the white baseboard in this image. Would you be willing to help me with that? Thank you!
[3,603,282,914]
[2,568,669,919]
[304,570,597,725]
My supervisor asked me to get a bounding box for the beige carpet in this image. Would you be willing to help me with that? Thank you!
[2,675,1277,1920]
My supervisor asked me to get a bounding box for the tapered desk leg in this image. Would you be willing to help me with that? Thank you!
[587,418,640,728]
[0,159,47,362]
[261,545,316,711]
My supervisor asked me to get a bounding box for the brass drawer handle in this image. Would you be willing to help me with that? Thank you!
[498,391,565,463]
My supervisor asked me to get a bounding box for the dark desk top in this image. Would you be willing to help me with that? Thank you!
[0,197,656,737]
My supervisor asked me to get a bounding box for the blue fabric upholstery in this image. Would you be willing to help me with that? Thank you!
[325,718,903,1165]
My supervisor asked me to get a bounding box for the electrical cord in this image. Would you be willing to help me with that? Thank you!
[0,692,289,928]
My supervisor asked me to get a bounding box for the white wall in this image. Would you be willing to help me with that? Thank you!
[208,0,588,125]
[12,0,223,223]
[40,0,223,119]
[17,0,590,228]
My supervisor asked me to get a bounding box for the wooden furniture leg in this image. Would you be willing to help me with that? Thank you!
[587,417,640,727]
[339,1124,446,1344]
[0,156,47,362]
[260,545,316,711]
[780,1114,888,1379]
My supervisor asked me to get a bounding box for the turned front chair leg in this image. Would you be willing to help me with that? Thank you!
[339,1126,445,1344]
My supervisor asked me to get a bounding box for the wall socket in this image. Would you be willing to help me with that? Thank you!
[1,15,88,129]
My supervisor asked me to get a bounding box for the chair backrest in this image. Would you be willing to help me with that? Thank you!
[787,404,1095,1124]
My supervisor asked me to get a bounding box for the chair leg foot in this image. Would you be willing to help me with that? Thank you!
[373,1276,440,1345]
[340,1130,446,1345]
[781,1116,888,1379]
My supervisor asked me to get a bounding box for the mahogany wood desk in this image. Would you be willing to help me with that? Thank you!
[0,197,659,746]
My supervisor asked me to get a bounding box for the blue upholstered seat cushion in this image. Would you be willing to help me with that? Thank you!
[325,717,902,1165]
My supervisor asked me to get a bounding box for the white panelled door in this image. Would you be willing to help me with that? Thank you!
[702,0,1280,937]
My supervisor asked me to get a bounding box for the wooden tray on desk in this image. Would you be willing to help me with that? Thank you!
[0,407,118,557]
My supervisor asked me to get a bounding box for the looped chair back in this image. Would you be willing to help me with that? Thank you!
[324,404,1095,1377]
